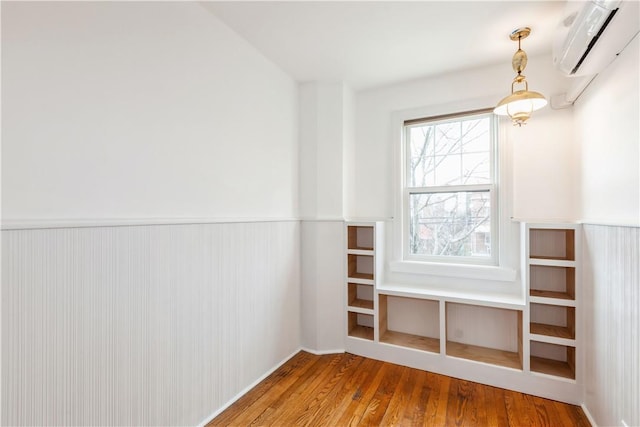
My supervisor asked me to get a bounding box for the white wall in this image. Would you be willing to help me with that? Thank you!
[1,2,298,220]
[575,33,640,427]
[1,3,301,425]
[575,35,640,226]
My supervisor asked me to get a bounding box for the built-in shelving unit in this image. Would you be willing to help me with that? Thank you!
[345,223,381,341]
[343,220,581,404]
[524,223,580,381]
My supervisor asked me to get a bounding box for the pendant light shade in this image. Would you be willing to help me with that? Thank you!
[494,27,547,126]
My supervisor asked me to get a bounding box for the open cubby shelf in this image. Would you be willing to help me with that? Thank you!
[348,325,374,340]
[347,226,374,251]
[530,341,575,379]
[446,341,522,370]
[445,302,523,370]
[347,254,374,281]
[348,312,374,341]
[529,265,575,300]
[348,283,374,310]
[529,228,575,261]
[530,303,575,340]
[379,294,440,354]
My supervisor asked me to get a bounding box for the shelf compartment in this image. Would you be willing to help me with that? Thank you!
[446,302,522,369]
[530,303,575,340]
[347,254,374,281]
[347,225,374,251]
[530,341,575,379]
[348,311,374,341]
[529,228,575,261]
[348,283,374,310]
[379,295,439,353]
[529,265,575,300]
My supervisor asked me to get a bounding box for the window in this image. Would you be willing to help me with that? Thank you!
[403,110,497,264]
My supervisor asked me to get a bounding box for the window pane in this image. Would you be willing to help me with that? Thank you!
[433,154,461,186]
[462,118,490,153]
[409,191,491,257]
[462,152,490,184]
[408,116,491,188]
[434,122,461,155]
[408,125,435,187]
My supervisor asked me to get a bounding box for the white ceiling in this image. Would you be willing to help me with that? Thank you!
[202,1,568,90]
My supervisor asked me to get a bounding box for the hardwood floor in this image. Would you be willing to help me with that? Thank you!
[209,351,591,426]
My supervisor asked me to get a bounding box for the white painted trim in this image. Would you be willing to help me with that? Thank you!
[511,217,580,224]
[581,403,597,427]
[197,348,303,427]
[300,347,345,356]
[513,217,640,228]
[579,219,640,228]
[344,217,393,223]
[388,260,517,282]
[377,283,525,310]
[1,217,299,230]
[299,217,346,222]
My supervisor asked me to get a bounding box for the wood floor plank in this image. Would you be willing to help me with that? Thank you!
[484,385,510,427]
[400,368,431,425]
[357,362,404,425]
[377,365,414,426]
[424,371,451,426]
[209,351,592,427]
[333,359,388,426]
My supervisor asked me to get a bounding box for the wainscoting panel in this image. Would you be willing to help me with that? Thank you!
[1,221,301,426]
[582,224,639,427]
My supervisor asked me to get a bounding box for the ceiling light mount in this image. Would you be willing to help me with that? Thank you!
[509,27,531,42]
[494,26,547,127]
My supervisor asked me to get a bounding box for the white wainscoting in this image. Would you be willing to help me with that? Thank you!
[1,221,301,426]
[582,224,639,427]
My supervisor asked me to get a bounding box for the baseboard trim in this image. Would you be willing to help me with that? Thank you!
[300,347,345,356]
[196,347,302,427]
[581,403,597,427]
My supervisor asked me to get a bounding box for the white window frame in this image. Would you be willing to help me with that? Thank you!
[390,100,517,282]
[403,111,498,265]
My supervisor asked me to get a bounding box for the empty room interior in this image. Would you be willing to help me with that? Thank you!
[2,1,639,426]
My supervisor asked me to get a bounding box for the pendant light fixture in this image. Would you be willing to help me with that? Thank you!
[494,27,547,126]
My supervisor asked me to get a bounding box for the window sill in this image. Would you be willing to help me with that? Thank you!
[388,260,517,282]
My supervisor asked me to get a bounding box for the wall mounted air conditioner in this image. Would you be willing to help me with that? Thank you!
[552,0,639,102]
